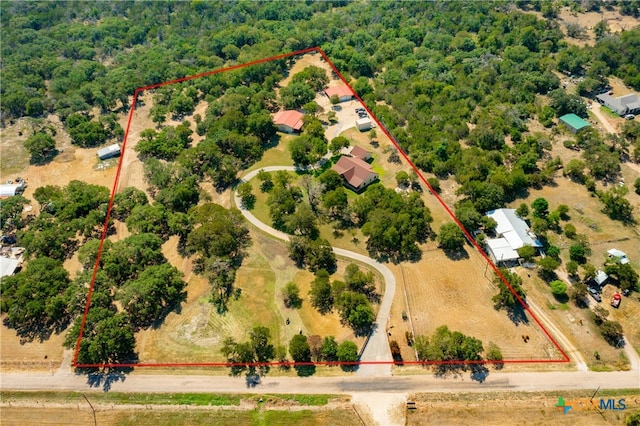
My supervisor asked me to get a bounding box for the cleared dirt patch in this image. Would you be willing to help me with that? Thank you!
[558,7,640,47]
[279,52,336,88]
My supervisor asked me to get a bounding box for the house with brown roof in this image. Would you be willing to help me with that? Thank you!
[332,156,378,192]
[324,84,354,102]
[273,110,304,133]
[349,146,372,161]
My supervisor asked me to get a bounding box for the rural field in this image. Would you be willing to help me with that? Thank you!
[135,228,370,365]
[386,248,564,368]
[407,390,640,426]
[2,44,638,376]
[0,391,357,426]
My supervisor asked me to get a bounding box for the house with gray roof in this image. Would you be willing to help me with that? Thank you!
[596,93,640,116]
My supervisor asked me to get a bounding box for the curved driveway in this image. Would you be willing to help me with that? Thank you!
[234,167,395,376]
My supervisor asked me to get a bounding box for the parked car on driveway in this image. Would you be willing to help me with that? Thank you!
[588,287,602,302]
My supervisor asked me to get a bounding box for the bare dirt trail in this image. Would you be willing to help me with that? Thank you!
[589,101,617,134]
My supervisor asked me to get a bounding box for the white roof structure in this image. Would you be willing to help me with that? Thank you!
[607,248,630,264]
[356,117,373,130]
[0,184,24,198]
[486,208,542,249]
[595,270,609,286]
[486,238,519,263]
[97,144,121,160]
[0,256,20,278]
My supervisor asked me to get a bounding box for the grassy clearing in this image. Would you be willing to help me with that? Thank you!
[1,391,241,406]
[1,408,360,426]
[600,105,620,119]
[254,394,340,405]
[228,249,281,344]
[247,134,296,172]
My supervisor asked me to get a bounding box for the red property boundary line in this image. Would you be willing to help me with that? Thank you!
[73,47,569,369]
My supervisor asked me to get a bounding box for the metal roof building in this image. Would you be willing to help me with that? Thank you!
[607,248,630,264]
[97,144,121,160]
[485,208,542,266]
[0,183,25,198]
[596,93,640,116]
[0,256,20,278]
[559,114,590,133]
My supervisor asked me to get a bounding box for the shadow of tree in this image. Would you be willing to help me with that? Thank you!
[79,366,134,392]
[294,363,316,377]
[5,316,71,345]
[470,364,490,383]
[443,247,470,261]
[432,362,490,383]
[507,304,530,325]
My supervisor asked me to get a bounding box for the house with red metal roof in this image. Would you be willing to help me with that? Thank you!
[324,84,354,102]
[273,110,304,133]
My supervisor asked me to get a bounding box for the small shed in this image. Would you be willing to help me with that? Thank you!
[594,270,608,287]
[97,144,121,160]
[0,256,20,278]
[559,114,590,133]
[0,183,25,198]
[356,117,373,131]
[273,110,304,133]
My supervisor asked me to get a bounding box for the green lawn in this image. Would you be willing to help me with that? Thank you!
[229,248,282,344]
[247,133,295,172]
[600,105,621,119]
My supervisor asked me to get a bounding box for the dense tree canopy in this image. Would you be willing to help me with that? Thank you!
[1,256,71,340]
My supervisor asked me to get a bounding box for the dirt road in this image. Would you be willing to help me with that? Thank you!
[590,101,617,134]
[234,166,395,377]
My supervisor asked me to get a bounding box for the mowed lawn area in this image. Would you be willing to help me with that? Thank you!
[135,228,366,365]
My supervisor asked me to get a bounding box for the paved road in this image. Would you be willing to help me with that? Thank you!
[1,370,638,394]
[234,167,395,376]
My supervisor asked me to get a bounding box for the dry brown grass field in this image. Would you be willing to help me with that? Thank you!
[386,249,562,367]
[519,269,631,371]
[557,7,639,47]
[407,390,640,426]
